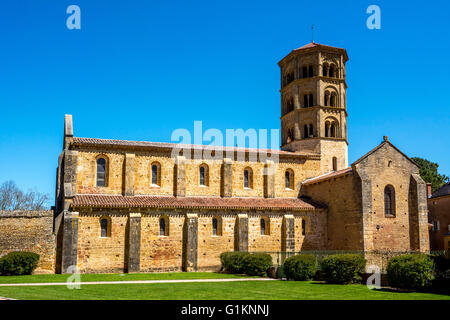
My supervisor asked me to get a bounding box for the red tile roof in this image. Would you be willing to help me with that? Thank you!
[302,167,353,185]
[71,137,320,158]
[72,195,321,211]
[279,42,349,65]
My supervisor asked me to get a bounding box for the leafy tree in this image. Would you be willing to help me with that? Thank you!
[0,180,49,211]
[411,157,449,193]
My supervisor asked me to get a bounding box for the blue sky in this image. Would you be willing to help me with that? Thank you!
[0,0,449,204]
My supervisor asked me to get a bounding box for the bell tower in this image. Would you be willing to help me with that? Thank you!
[278,42,349,173]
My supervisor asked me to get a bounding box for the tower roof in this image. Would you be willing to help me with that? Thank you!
[278,42,349,65]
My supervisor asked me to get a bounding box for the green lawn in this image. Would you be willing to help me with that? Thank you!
[0,272,252,284]
[0,278,448,300]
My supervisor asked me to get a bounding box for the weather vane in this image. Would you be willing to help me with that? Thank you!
[312,24,314,43]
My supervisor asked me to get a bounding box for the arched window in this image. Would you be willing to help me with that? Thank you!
[309,124,313,137]
[96,157,107,187]
[324,91,329,106]
[329,65,335,77]
[330,122,336,137]
[285,169,294,190]
[286,98,294,113]
[332,157,337,171]
[384,185,396,217]
[302,66,308,78]
[199,164,209,186]
[212,216,222,236]
[308,65,314,77]
[309,94,313,107]
[323,64,328,77]
[260,217,270,235]
[301,219,306,236]
[244,167,253,189]
[325,121,330,137]
[151,162,161,186]
[212,217,218,236]
[100,216,111,238]
[304,95,308,107]
[330,92,337,107]
[303,125,308,138]
[159,216,169,236]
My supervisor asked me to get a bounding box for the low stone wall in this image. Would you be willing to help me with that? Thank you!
[0,211,56,274]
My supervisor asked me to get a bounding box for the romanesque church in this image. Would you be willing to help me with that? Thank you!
[54,42,429,274]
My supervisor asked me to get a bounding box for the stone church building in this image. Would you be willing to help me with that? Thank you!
[54,42,429,274]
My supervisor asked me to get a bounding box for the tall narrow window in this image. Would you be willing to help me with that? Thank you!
[302,219,306,236]
[159,217,168,236]
[325,122,330,137]
[100,218,108,238]
[330,123,336,137]
[323,65,328,77]
[309,124,313,137]
[285,169,294,189]
[96,158,106,187]
[151,164,158,185]
[304,95,308,107]
[329,65,335,77]
[302,66,308,78]
[309,94,313,106]
[260,218,266,235]
[384,185,396,217]
[332,157,337,171]
[244,169,249,188]
[285,171,290,189]
[330,93,336,107]
[212,218,218,236]
[303,125,308,138]
[308,65,313,77]
[199,164,209,186]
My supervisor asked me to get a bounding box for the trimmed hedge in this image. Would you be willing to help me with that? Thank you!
[220,252,272,276]
[321,254,366,284]
[241,253,273,277]
[0,252,40,276]
[387,253,435,290]
[220,252,250,274]
[283,254,318,281]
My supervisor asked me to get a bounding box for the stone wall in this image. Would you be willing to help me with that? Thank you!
[73,147,321,199]
[0,211,56,274]
[69,209,326,273]
[428,195,450,250]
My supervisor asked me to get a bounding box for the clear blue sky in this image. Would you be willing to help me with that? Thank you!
[0,0,449,204]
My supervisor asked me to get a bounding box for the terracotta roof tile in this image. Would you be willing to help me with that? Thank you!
[72,195,321,211]
[71,137,320,158]
[302,167,353,185]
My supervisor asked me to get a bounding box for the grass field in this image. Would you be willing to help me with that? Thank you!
[0,272,252,284]
[0,273,448,300]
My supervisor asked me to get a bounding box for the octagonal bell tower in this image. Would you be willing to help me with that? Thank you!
[278,42,349,174]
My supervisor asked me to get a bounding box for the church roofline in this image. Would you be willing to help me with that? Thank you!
[351,136,419,168]
[278,42,349,66]
[70,137,321,159]
[301,167,353,186]
[72,194,324,211]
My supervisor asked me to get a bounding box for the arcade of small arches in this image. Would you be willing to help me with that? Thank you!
[282,62,341,88]
[282,89,341,116]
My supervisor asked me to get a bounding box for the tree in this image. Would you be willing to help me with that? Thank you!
[0,180,50,211]
[411,157,449,193]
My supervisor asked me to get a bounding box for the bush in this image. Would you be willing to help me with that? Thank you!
[0,252,40,276]
[220,252,250,274]
[283,254,318,281]
[430,253,450,290]
[241,253,273,277]
[387,253,435,290]
[321,254,366,284]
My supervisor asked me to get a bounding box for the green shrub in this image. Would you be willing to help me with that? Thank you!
[220,252,250,274]
[241,253,273,277]
[387,253,435,290]
[429,253,450,290]
[283,254,318,281]
[0,252,40,276]
[321,254,366,284]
